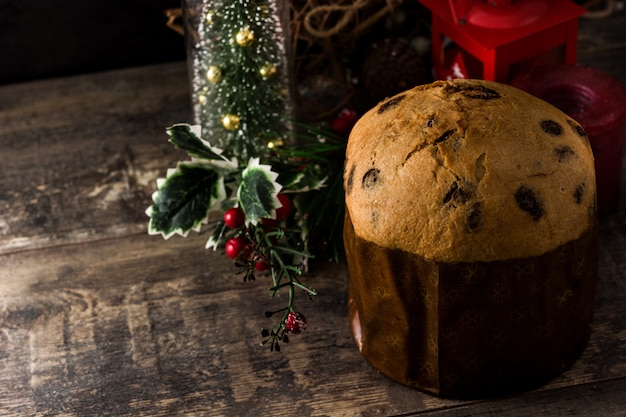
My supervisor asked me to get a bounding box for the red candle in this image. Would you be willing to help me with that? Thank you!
[512,64,626,213]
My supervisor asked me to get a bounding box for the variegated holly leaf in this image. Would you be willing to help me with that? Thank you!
[205,221,228,251]
[269,161,327,194]
[237,158,282,225]
[146,162,225,239]
[280,170,327,192]
[167,124,237,171]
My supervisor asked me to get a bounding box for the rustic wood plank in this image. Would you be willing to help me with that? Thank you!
[0,228,625,416]
[1,233,423,416]
[410,378,626,417]
[0,62,192,255]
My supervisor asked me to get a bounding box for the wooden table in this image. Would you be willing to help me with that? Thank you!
[1,14,625,417]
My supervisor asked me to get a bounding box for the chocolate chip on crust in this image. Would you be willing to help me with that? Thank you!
[554,145,576,162]
[573,183,585,204]
[540,120,563,136]
[362,168,381,188]
[443,84,502,100]
[443,181,474,205]
[465,202,482,232]
[443,182,459,204]
[434,129,455,144]
[515,186,544,221]
[377,95,406,114]
[567,119,588,138]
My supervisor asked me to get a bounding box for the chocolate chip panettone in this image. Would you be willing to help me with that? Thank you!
[343,79,599,398]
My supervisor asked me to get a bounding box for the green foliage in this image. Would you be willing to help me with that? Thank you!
[147,162,225,239]
[238,158,281,225]
[167,124,231,162]
[270,123,348,260]
[146,0,352,351]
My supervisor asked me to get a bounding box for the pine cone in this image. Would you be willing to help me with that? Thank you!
[360,38,428,110]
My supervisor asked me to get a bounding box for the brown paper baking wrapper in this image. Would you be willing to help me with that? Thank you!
[344,212,599,398]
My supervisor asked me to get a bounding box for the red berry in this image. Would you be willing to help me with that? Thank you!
[339,108,358,123]
[255,260,270,271]
[331,118,351,135]
[225,236,249,260]
[260,217,279,227]
[331,109,358,135]
[275,193,292,221]
[285,311,307,334]
[224,207,245,229]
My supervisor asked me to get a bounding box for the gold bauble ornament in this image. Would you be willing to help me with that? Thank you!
[267,138,285,149]
[259,63,277,79]
[235,27,255,47]
[198,88,208,106]
[222,114,241,131]
[205,10,215,25]
[206,66,222,83]
[257,4,270,17]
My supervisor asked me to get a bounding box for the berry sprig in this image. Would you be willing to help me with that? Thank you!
[261,311,307,352]
[218,194,316,350]
[147,114,356,352]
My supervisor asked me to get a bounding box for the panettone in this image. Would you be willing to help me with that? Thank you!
[343,79,599,398]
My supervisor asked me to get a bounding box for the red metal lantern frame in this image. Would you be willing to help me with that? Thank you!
[419,0,587,83]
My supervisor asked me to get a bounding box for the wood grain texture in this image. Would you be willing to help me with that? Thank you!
[1,8,626,416]
[411,378,626,417]
[1,232,624,416]
[0,63,192,254]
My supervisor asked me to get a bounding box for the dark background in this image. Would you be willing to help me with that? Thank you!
[0,0,186,85]
[0,0,602,86]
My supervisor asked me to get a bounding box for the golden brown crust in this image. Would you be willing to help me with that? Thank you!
[344,79,596,262]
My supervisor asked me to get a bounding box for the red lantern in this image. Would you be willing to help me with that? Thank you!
[419,0,587,83]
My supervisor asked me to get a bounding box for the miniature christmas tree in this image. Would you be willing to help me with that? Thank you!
[188,0,291,162]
